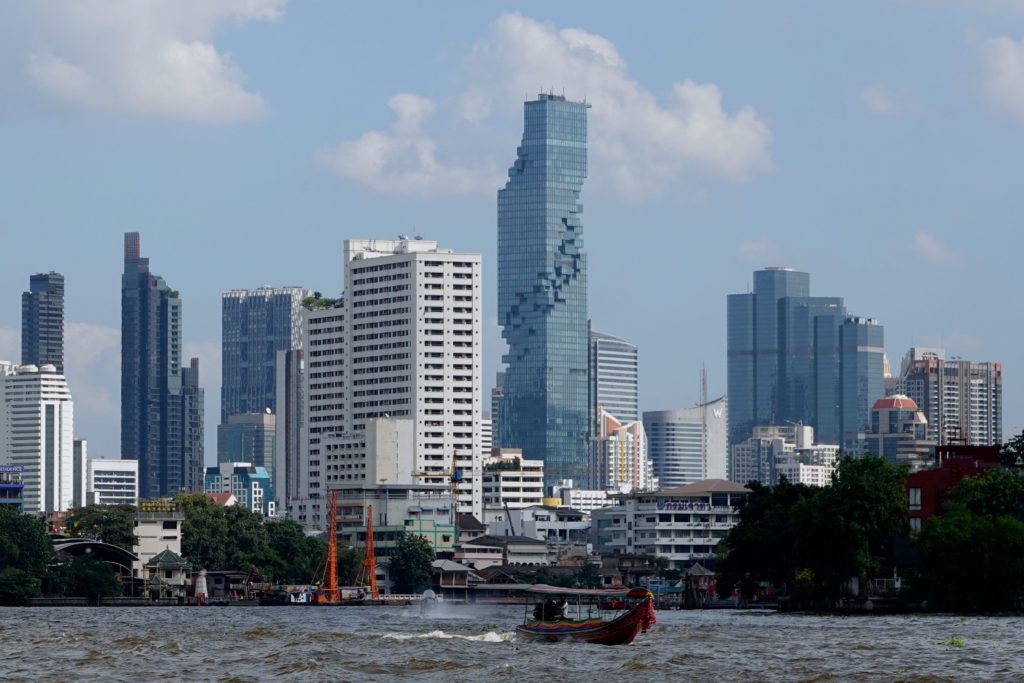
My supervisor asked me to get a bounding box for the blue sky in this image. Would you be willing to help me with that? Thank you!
[1,1,1022,460]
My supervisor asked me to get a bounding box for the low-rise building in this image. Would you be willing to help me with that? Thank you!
[731,425,839,486]
[145,548,190,602]
[335,484,456,555]
[906,444,1001,533]
[87,459,139,506]
[460,534,550,567]
[204,462,274,516]
[592,479,749,570]
[0,465,25,511]
[550,479,610,514]
[482,449,544,509]
[133,500,184,578]
[485,505,590,546]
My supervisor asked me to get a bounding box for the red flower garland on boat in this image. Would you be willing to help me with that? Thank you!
[639,592,657,632]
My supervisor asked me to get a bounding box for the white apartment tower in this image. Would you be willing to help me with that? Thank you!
[0,362,84,513]
[342,239,483,517]
[293,239,484,528]
[294,299,346,529]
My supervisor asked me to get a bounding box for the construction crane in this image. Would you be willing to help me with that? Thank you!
[363,504,380,600]
[314,490,340,604]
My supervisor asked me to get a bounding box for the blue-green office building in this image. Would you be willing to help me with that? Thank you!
[497,94,591,488]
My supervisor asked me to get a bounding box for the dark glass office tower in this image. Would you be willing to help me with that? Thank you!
[727,268,884,454]
[22,272,65,373]
[220,287,307,422]
[498,94,590,487]
[727,268,810,448]
[121,232,203,497]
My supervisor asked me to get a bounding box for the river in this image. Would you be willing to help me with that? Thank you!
[0,605,1019,682]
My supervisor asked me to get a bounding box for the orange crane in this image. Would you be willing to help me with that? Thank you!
[314,490,340,604]
[363,504,379,600]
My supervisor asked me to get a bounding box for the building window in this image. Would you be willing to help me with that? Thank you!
[908,487,922,511]
[909,517,922,533]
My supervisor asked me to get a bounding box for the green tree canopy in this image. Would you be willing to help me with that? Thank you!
[0,568,42,605]
[716,456,908,601]
[1000,431,1024,469]
[177,493,230,571]
[60,555,123,604]
[916,468,1024,612]
[0,506,53,577]
[388,534,435,593]
[65,504,138,550]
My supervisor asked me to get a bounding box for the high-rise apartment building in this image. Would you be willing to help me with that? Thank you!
[274,348,303,513]
[294,297,345,529]
[21,272,65,373]
[498,94,591,488]
[897,347,1003,446]
[727,268,885,453]
[644,396,729,489]
[120,232,204,498]
[0,362,84,513]
[490,371,504,451]
[220,287,309,422]
[595,408,656,493]
[590,331,639,427]
[294,238,485,527]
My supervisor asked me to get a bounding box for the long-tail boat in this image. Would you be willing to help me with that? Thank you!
[515,585,656,645]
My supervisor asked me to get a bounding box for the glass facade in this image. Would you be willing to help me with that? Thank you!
[498,94,590,488]
[121,233,204,498]
[22,272,65,373]
[221,287,307,422]
[727,268,884,455]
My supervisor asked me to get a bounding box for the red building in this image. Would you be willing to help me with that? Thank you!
[906,445,1000,531]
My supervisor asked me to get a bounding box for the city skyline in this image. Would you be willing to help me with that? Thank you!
[1,4,1023,460]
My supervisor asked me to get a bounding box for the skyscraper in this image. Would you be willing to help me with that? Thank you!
[274,348,303,514]
[121,232,204,498]
[727,268,884,454]
[220,287,309,422]
[498,93,590,488]
[590,331,639,427]
[22,272,65,373]
[644,396,729,488]
[0,362,84,514]
[897,348,1003,446]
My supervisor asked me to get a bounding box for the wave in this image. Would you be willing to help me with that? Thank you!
[383,630,513,643]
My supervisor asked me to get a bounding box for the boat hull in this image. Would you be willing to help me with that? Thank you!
[516,598,652,646]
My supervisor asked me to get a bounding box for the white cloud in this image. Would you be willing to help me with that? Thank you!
[315,93,502,195]
[320,12,773,199]
[859,82,921,116]
[913,231,961,264]
[735,236,783,264]
[4,0,284,123]
[981,35,1024,121]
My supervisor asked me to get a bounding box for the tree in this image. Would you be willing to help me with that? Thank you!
[388,534,435,593]
[223,504,274,570]
[337,544,362,586]
[575,562,602,589]
[1001,431,1024,469]
[177,493,230,570]
[61,555,123,604]
[945,468,1024,521]
[915,468,1024,612]
[65,504,138,550]
[0,506,53,577]
[0,569,42,605]
[264,520,328,584]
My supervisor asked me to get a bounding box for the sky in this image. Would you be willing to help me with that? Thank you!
[1,1,1022,462]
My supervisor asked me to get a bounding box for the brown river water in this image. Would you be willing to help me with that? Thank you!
[0,605,1020,682]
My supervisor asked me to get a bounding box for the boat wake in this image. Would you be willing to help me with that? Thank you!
[383,630,513,643]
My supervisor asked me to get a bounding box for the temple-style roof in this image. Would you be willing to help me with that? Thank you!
[146,548,190,569]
